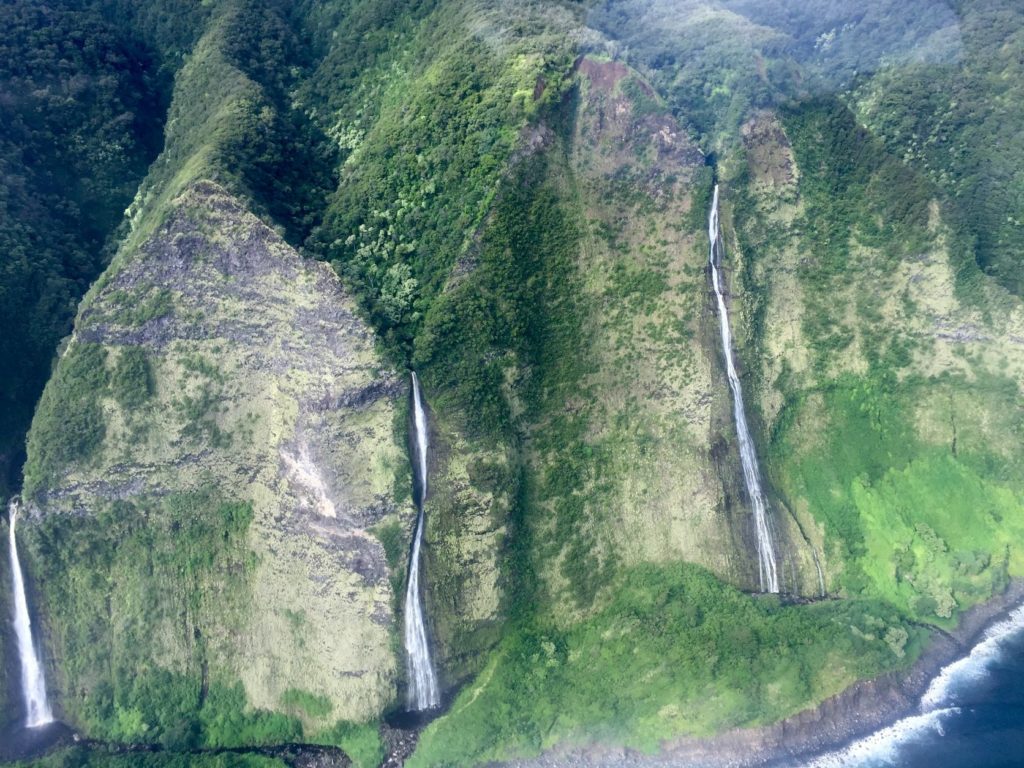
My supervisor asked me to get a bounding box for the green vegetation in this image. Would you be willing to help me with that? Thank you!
[309,0,580,360]
[411,562,922,765]
[111,348,154,409]
[770,377,1024,624]
[735,97,1024,624]
[0,2,168,492]
[416,136,608,610]
[850,0,1024,297]
[279,689,333,720]
[588,0,955,146]
[313,720,385,768]
[14,751,287,768]
[8,1,1024,766]
[23,343,110,495]
[23,490,277,748]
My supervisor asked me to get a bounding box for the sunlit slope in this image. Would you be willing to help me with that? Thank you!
[21,181,407,745]
[734,101,1024,626]
[408,61,928,766]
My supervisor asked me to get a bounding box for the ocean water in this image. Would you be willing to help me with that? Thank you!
[5,610,1024,765]
[797,608,1024,768]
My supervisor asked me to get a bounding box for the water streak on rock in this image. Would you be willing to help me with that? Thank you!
[8,499,54,728]
[708,184,780,593]
[404,372,440,710]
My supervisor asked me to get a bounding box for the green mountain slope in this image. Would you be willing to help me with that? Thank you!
[4,1,1024,766]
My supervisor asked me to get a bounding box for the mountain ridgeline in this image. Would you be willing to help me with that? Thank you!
[3,0,1024,766]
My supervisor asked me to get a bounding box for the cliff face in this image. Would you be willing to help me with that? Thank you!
[0,516,14,732]
[19,181,410,740]
[6,1,1024,766]
[561,57,822,596]
[734,104,1024,622]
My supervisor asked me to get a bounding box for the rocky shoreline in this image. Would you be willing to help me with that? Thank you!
[496,580,1024,768]
[4,582,1022,767]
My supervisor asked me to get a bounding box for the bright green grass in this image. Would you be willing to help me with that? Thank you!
[409,563,922,767]
[771,376,1024,624]
[855,453,1022,623]
[313,721,384,768]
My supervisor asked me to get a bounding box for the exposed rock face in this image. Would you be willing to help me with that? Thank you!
[22,181,411,727]
[736,108,1024,604]
[559,57,816,595]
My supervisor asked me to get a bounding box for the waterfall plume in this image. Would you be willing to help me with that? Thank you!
[403,372,440,710]
[7,499,54,727]
[707,185,780,593]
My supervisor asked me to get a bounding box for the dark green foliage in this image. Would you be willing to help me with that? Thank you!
[111,348,154,409]
[307,2,578,360]
[415,137,617,610]
[411,562,923,765]
[0,2,168,493]
[851,0,1024,298]
[23,343,110,495]
[212,1,340,246]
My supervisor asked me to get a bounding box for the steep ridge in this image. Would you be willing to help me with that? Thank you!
[5,1,1024,766]
[733,101,1024,623]
[407,58,924,766]
[5,0,586,753]
[19,180,409,743]
[708,185,780,593]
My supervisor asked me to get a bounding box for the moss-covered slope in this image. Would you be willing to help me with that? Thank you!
[733,101,1024,625]
[19,181,409,745]
[6,1,1024,766]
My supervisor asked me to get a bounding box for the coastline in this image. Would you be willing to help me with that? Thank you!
[497,580,1024,768]
[5,582,1022,767]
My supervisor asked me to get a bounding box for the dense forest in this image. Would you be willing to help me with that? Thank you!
[3,1,1024,767]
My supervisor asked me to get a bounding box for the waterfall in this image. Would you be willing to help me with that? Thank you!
[707,185,780,594]
[7,499,54,727]
[403,372,440,710]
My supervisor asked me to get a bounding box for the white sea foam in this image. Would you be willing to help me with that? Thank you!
[800,708,959,768]
[921,603,1024,711]
[799,601,1024,767]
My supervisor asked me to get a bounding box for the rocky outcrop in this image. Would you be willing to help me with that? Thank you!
[558,57,816,596]
[20,181,412,730]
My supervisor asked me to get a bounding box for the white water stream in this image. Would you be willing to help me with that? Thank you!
[708,184,780,593]
[403,372,440,710]
[7,499,53,728]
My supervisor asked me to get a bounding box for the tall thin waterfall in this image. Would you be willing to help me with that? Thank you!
[7,499,54,727]
[707,185,780,593]
[403,372,440,710]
